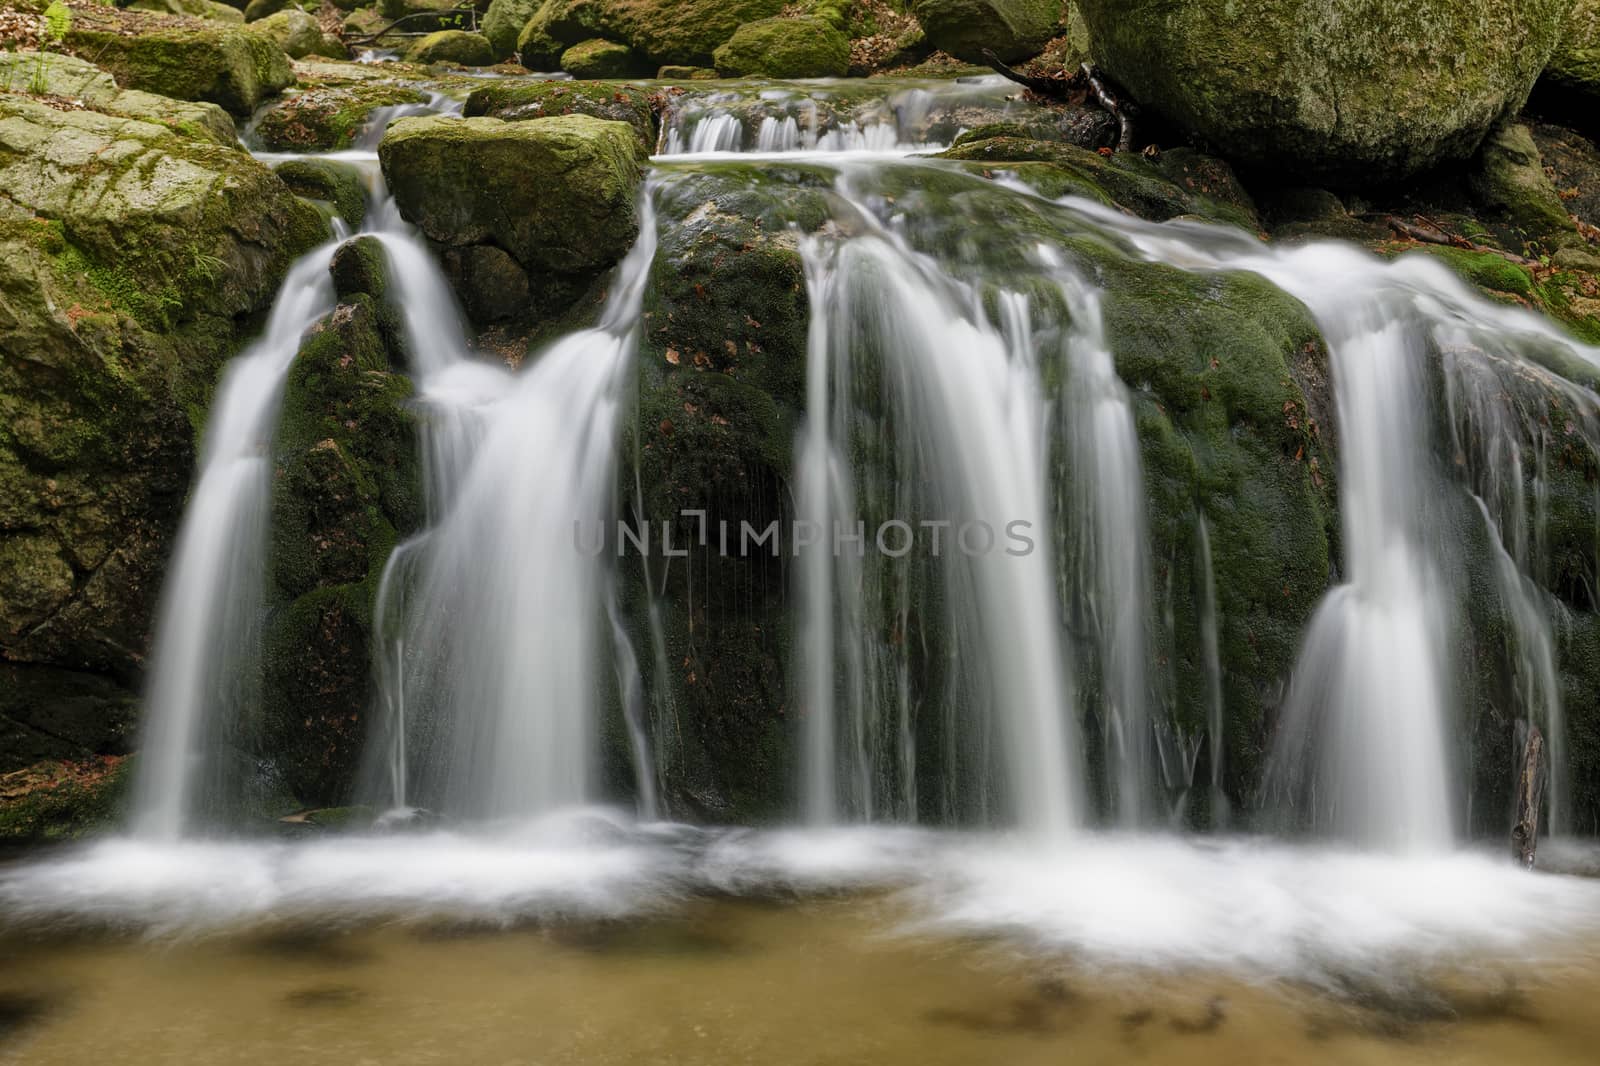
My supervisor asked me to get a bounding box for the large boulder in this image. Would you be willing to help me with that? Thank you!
[561,37,649,77]
[0,50,236,143]
[1076,0,1574,185]
[61,5,296,116]
[0,86,325,773]
[406,30,497,66]
[379,113,646,318]
[521,0,785,67]
[1540,0,1600,125]
[129,0,246,23]
[255,10,345,59]
[909,0,1062,64]
[712,16,850,78]
[481,0,542,59]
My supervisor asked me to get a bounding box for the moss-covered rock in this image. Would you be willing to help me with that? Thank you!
[379,113,645,318]
[262,286,420,808]
[0,86,325,775]
[656,64,718,79]
[521,0,786,67]
[1468,123,1578,247]
[1076,0,1572,186]
[329,234,390,299]
[712,16,849,79]
[0,49,237,143]
[61,5,296,115]
[464,78,656,150]
[939,136,1259,230]
[909,0,1062,64]
[255,9,344,59]
[561,36,647,77]
[252,80,429,149]
[517,13,568,69]
[130,0,247,23]
[243,0,290,20]
[0,756,131,845]
[481,0,541,58]
[1539,0,1600,128]
[406,29,496,66]
[274,157,368,227]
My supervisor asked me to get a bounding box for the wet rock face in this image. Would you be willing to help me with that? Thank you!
[379,112,646,322]
[0,63,325,769]
[261,261,420,808]
[1076,0,1573,186]
[910,0,1064,64]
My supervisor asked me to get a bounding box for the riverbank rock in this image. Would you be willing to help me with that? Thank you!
[406,29,496,66]
[59,5,296,115]
[1075,0,1573,186]
[520,0,786,67]
[379,113,646,320]
[482,0,541,58]
[255,9,344,59]
[561,37,647,77]
[252,80,429,150]
[0,80,326,772]
[712,16,850,78]
[1539,0,1600,127]
[909,0,1062,63]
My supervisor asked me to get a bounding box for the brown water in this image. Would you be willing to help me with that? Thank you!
[4,896,1599,1065]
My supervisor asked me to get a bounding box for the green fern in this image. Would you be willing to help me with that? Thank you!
[43,2,73,43]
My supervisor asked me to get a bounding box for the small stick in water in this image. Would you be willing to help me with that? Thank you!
[1512,723,1545,869]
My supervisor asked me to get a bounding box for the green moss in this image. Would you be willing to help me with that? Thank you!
[713,16,850,78]
[465,79,657,149]
[274,158,367,227]
[253,82,430,151]
[64,22,295,115]
[0,758,132,844]
[406,30,496,66]
[908,0,1061,63]
[561,37,648,78]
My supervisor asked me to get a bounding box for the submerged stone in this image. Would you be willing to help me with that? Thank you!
[1075,0,1572,186]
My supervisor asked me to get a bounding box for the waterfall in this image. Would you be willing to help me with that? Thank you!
[131,241,342,840]
[370,196,660,819]
[1196,514,1229,829]
[1065,197,1599,849]
[1049,259,1155,825]
[796,210,1082,835]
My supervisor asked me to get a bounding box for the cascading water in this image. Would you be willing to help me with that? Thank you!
[133,94,471,837]
[795,192,1082,836]
[367,195,660,819]
[130,239,343,840]
[1063,199,1600,848]
[1049,259,1155,825]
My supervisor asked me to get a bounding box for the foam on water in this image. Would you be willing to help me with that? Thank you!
[6,828,1597,987]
